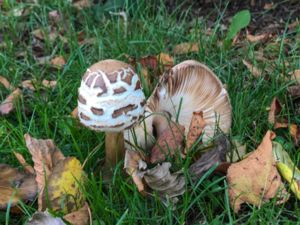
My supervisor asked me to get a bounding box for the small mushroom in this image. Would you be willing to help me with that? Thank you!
[124,60,232,151]
[77,59,145,168]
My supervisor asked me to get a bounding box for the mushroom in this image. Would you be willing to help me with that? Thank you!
[124,60,231,151]
[77,59,146,168]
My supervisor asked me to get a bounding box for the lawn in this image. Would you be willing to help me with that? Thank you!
[0,0,300,224]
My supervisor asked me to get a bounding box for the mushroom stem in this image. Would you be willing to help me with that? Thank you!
[105,132,125,167]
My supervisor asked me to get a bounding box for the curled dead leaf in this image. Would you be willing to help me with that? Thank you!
[227,131,288,213]
[71,107,79,118]
[189,134,230,180]
[289,124,300,146]
[173,42,199,55]
[0,164,37,209]
[268,97,282,125]
[289,69,300,84]
[185,111,206,154]
[50,56,66,69]
[0,88,22,116]
[21,79,57,91]
[242,60,262,78]
[158,53,174,70]
[124,149,147,193]
[246,32,269,43]
[144,162,185,199]
[72,0,91,10]
[13,151,35,174]
[150,122,185,164]
[288,85,300,98]
[27,211,66,225]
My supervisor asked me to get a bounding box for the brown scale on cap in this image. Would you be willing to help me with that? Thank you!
[91,122,125,129]
[91,107,104,115]
[112,104,138,118]
[134,80,141,90]
[140,100,146,107]
[121,69,134,85]
[85,74,97,87]
[113,87,127,94]
[80,113,91,121]
[94,76,107,92]
[107,71,118,83]
[78,94,86,104]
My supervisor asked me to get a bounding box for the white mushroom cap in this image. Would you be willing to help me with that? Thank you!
[78,59,146,132]
[125,60,232,150]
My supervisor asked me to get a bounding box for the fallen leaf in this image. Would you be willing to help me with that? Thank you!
[0,164,37,209]
[144,162,185,199]
[13,151,35,174]
[42,157,85,213]
[150,122,185,164]
[289,69,300,84]
[158,53,174,70]
[48,10,61,23]
[50,56,66,69]
[24,134,65,192]
[173,42,199,55]
[0,75,13,89]
[288,85,300,97]
[32,27,57,42]
[242,60,262,78]
[124,150,147,192]
[139,55,158,71]
[0,88,22,116]
[71,107,78,118]
[268,97,282,125]
[227,131,288,213]
[263,2,274,10]
[273,141,300,200]
[72,0,91,10]
[185,111,206,153]
[246,32,269,43]
[27,211,66,225]
[289,124,300,146]
[226,139,247,163]
[21,79,57,91]
[64,202,90,225]
[189,134,230,180]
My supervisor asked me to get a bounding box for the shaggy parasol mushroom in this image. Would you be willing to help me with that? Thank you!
[78,59,146,168]
[124,60,232,151]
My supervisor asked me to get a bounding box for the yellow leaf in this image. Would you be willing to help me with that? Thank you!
[43,157,85,213]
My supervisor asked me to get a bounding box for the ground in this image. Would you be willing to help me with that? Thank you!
[0,0,299,224]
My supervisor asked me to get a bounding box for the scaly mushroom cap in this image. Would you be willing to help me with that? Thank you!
[125,60,231,150]
[78,59,146,132]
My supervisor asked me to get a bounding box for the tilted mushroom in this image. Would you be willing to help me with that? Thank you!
[77,59,146,168]
[124,60,231,151]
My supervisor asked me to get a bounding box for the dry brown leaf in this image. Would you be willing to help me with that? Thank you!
[268,97,282,125]
[64,203,90,225]
[0,88,22,116]
[185,111,206,153]
[24,133,65,192]
[144,162,185,199]
[246,32,268,43]
[21,80,57,91]
[173,42,199,55]
[288,85,300,97]
[158,53,174,70]
[50,56,66,69]
[139,55,158,71]
[13,151,35,174]
[73,0,91,10]
[0,75,13,89]
[48,10,61,23]
[263,2,273,10]
[289,69,300,84]
[242,60,262,78]
[124,150,147,193]
[150,122,185,163]
[0,164,37,209]
[227,131,288,213]
[189,135,230,180]
[27,211,66,225]
[290,124,300,146]
[71,107,79,118]
[32,27,57,42]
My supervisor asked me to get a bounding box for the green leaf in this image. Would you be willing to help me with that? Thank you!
[224,10,251,49]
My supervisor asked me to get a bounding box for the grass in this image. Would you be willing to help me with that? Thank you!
[0,0,300,224]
